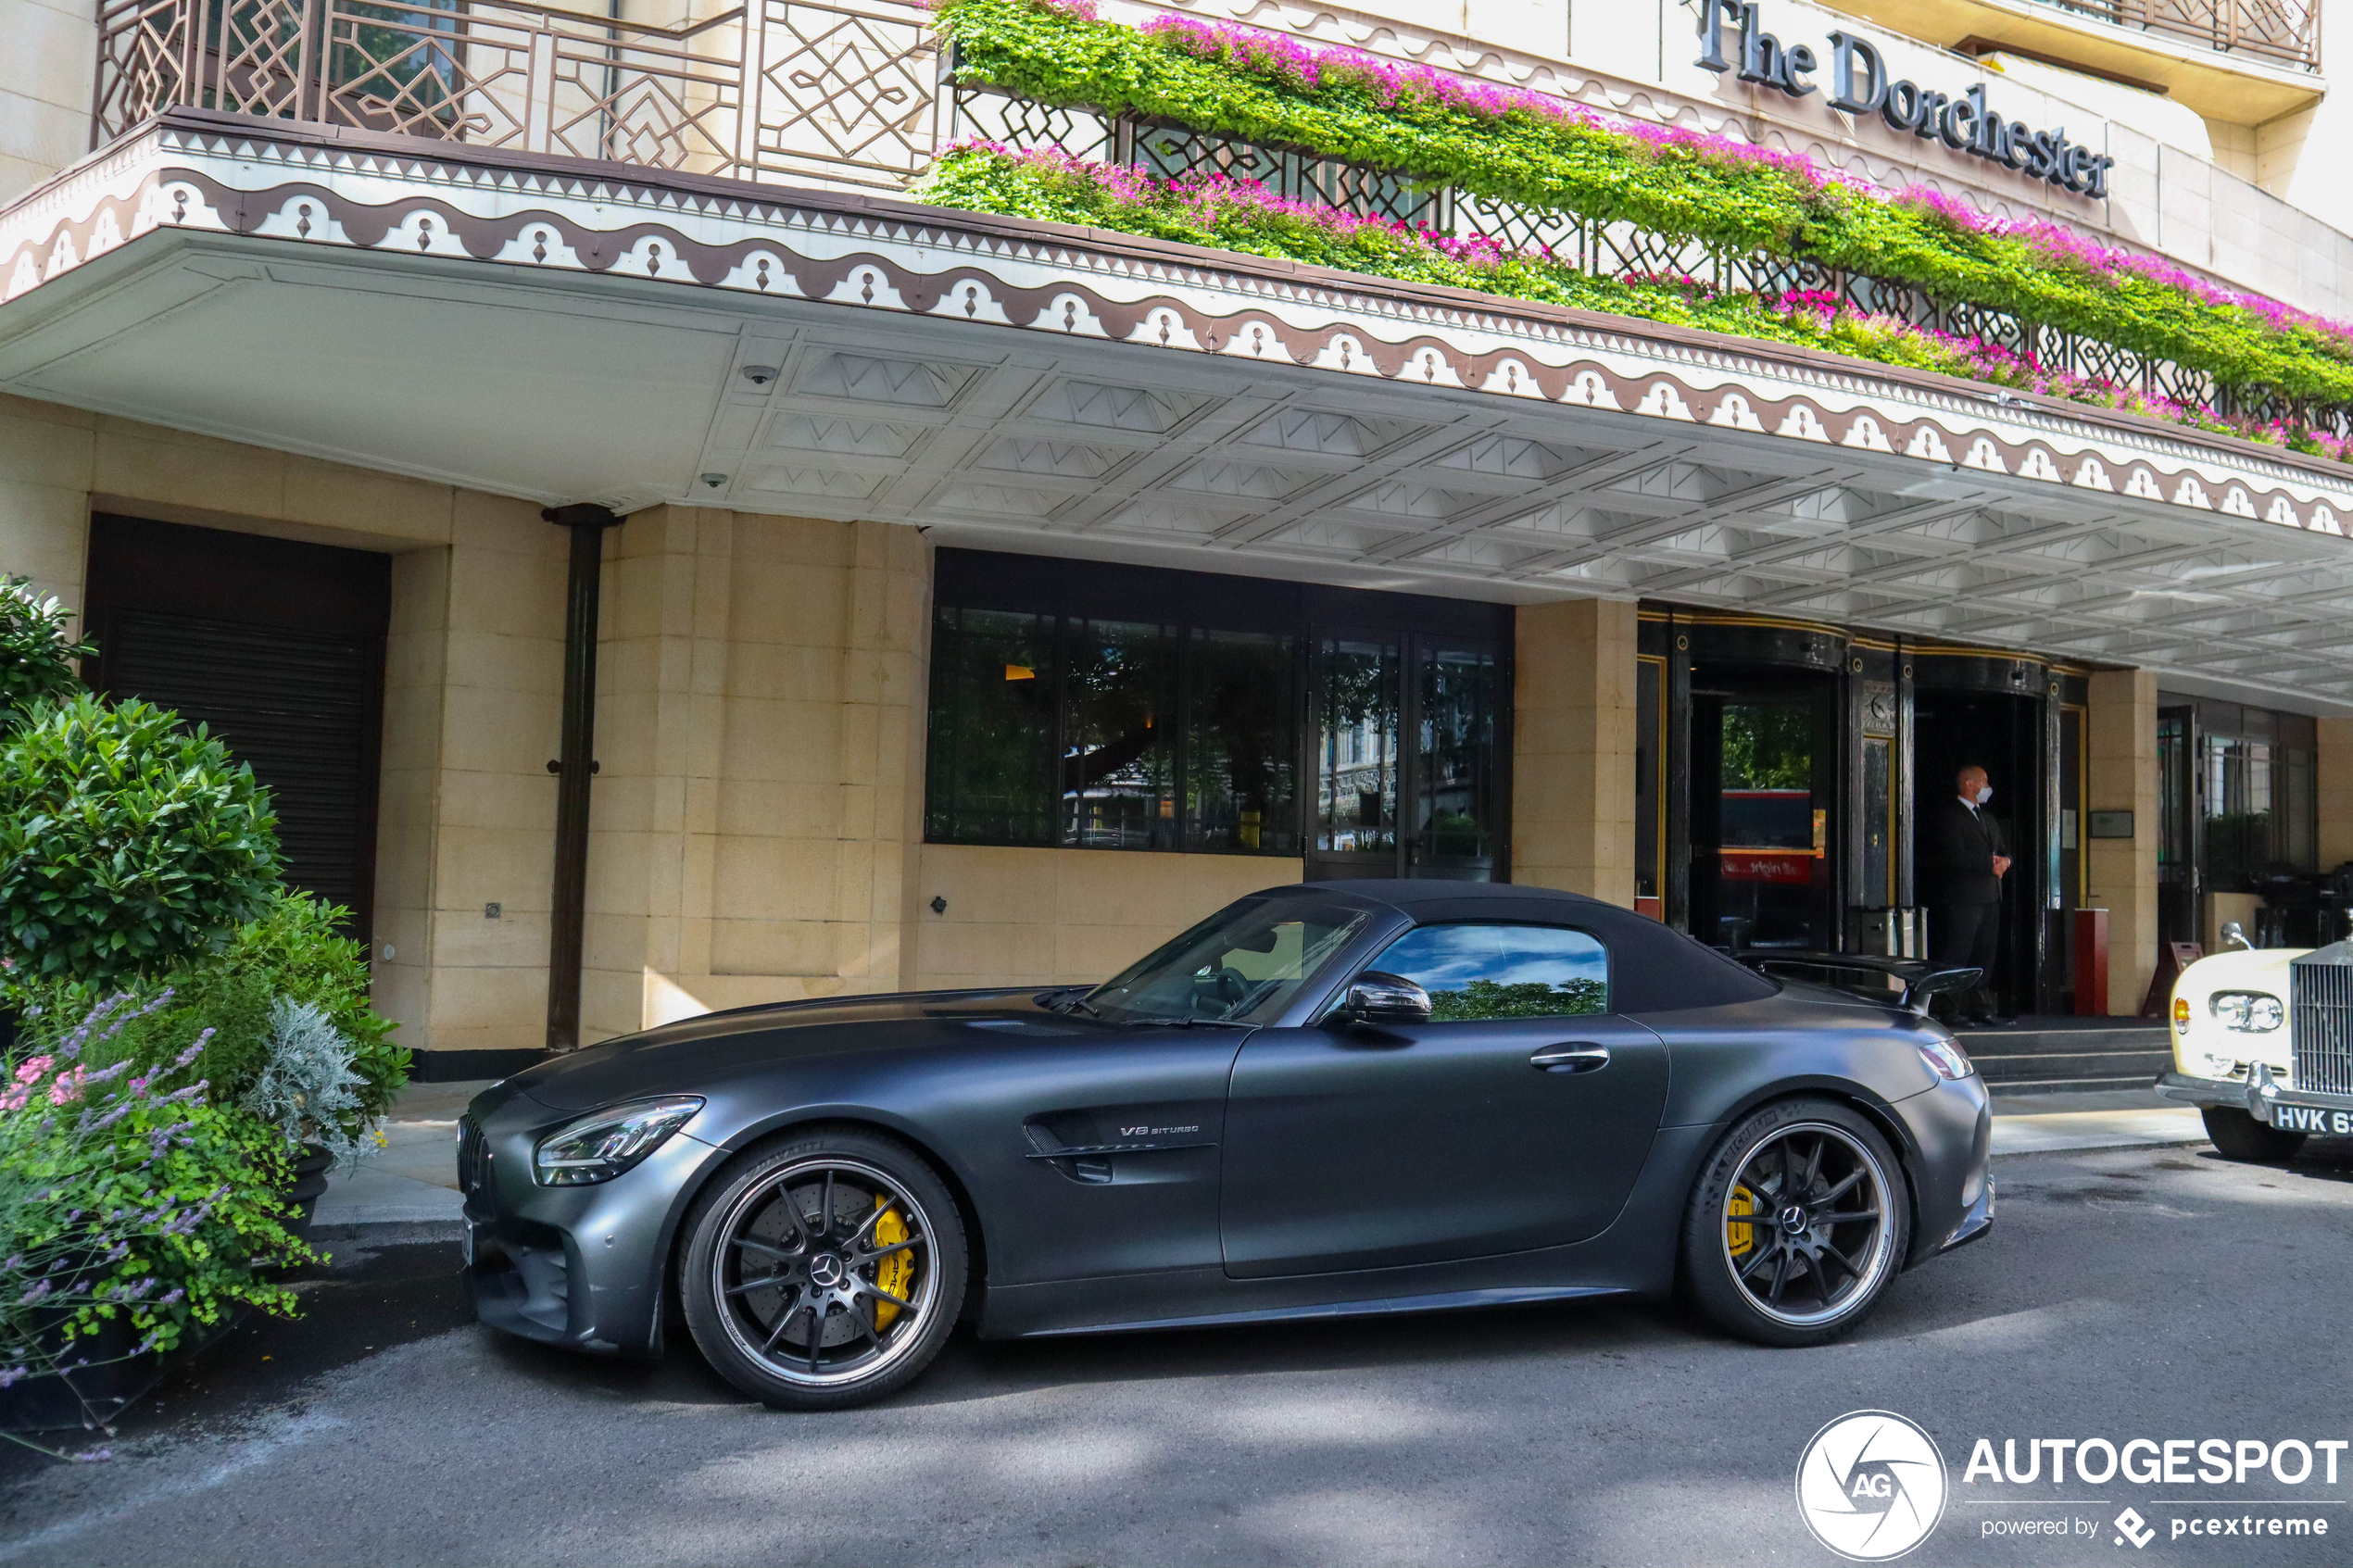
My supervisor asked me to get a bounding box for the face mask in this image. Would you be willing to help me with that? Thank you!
[1974,786,1994,806]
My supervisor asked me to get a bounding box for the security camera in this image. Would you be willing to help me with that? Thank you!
[700,472,727,488]
[741,365,778,386]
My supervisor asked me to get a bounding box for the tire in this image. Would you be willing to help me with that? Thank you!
[1680,1098,1912,1348]
[679,1126,967,1411]
[2201,1106,2308,1163]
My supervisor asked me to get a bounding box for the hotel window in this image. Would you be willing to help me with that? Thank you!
[925,551,1508,862]
[2176,698,2319,893]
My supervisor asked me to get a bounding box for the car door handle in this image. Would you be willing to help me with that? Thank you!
[1530,1044,1611,1073]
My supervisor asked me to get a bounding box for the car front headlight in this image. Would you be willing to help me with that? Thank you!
[2209,991,2284,1033]
[1916,1037,1974,1081]
[534,1097,704,1185]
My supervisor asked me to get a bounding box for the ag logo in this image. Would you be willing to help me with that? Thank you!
[1794,1411,1948,1561]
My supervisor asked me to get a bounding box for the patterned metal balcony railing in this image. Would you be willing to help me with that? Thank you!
[93,0,940,188]
[2042,0,2319,71]
[90,0,2344,432]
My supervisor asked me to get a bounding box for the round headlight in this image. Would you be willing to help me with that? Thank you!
[2210,991,2283,1033]
[534,1096,704,1186]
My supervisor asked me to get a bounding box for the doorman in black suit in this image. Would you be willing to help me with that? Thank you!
[1922,764,2011,1026]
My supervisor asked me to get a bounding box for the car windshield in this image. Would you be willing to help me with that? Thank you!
[1085,897,1374,1024]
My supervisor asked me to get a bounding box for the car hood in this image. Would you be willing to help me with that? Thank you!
[504,986,1089,1111]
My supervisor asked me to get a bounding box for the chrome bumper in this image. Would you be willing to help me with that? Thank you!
[2157,1063,2353,1132]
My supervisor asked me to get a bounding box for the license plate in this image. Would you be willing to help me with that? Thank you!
[2269,1103,2353,1135]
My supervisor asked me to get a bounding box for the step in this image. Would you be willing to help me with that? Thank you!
[1959,1027,2170,1060]
[1974,1049,2173,1084]
[1985,1074,2183,1098]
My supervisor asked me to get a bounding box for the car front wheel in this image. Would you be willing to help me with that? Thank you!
[1680,1098,1912,1348]
[2200,1106,2307,1164]
[680,1126,967,1411]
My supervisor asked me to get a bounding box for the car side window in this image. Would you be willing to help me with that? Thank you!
[1370,922,1609,1020]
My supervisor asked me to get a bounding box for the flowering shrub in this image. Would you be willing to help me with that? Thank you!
[18,886,410,1135]
[2,996,313,1450]
[934,0,2353,408]
[917,144,2353,460]
[0,695,283,988]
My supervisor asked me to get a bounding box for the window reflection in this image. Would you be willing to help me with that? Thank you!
[925,608,1057,846]
[1188,630,1298,853]
[1061,619,1175,849]
[1417,646,1497,863]
[1373,922,1609,1018]
[1316,639,1399,854]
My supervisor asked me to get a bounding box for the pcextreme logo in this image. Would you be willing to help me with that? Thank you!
[1796,1411,1951,1562]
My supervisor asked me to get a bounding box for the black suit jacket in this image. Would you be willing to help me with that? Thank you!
[1921,797,2007,908]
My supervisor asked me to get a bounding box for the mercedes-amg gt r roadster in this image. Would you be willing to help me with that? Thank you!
[459,881,1994,1408]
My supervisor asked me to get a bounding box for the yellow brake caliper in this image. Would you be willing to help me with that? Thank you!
[872,1195,912,1329]
[1727,1185,1755,1258]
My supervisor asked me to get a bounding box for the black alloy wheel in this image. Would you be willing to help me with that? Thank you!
[680,1128,967,1410]
[1680,1098,1911,1348]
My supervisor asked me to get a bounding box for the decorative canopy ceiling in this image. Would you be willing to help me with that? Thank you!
[6,114,2353,709]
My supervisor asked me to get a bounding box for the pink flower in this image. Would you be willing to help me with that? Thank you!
[0,1085,28,1113]
[48,1068,86,1106]
[13,1056,52,1085]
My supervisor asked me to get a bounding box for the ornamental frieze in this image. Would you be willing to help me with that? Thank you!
[1,116,2347,538]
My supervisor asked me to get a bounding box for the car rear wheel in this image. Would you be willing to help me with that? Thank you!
[680,1127,967,1411]
[2200,1106,2307,1163]
[1680,1099,1911,1348]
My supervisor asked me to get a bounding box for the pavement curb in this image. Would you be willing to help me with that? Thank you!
[310,1219,466,1247]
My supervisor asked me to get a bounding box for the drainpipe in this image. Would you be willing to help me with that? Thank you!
[541,503,626,1052]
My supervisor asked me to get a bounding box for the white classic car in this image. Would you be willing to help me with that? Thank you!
[2158,934,2353,1160]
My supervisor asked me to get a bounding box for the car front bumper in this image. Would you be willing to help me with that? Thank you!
[1893,1070,1994,1263]
[458,1083,725,1357]
[2158,1065,2353,1135]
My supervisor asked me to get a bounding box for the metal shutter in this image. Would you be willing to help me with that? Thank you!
[102,608,379,923]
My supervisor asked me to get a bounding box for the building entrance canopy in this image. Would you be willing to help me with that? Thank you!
[6,113,2353,705]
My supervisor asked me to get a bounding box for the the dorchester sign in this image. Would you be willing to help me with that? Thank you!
[1696,0,2116,198]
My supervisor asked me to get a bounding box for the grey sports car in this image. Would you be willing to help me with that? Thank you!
[459,881,1994,1409]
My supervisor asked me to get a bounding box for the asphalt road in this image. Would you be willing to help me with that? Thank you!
[5,1135,2353,1568]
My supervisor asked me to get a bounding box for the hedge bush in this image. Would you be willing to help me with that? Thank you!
[0,696,282,988]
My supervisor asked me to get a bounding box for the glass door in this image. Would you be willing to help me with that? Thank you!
[1409,641,1501,880]
[1690,684,1839,951]
[1309,633,1504,881]
[1312,636,1403,874]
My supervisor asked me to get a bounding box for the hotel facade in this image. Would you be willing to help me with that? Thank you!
[4,0,2352,1074]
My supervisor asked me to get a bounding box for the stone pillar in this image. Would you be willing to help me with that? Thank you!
[1512,596,1638,904]
[375,494,568,1059]
[582,508,931,1037]
[2318,718,2353,876]
[2085,669,2158,1014]
[0,394,96,624]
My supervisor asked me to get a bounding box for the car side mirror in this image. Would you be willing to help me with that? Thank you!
[2221,921,2253,951]
[1334,971,1432,1025]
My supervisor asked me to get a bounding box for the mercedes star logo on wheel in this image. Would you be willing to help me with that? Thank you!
[1794,1410,1948,1562]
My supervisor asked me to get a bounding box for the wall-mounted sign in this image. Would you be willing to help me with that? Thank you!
[2088,809,2136,838]
[1696,1,2116,199]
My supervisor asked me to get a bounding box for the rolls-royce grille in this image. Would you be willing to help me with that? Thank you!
[2289,954,2353,1097]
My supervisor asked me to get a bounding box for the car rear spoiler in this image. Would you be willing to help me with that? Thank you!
[1733,951,1985,1016]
